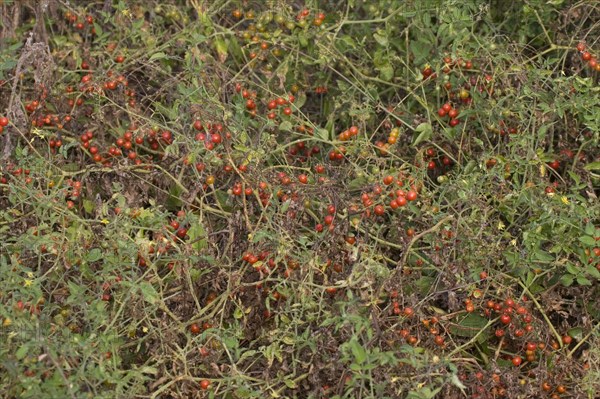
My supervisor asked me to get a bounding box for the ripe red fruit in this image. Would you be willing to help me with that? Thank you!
[576,42,585,52]
[449,118,460,127]
[500,314,511,324]
[396,196,407,207]
[190,323,201,334]
[582,51,592,61]
[512,356,522,366]
[406,190,417,201]
[0,117,8,127]
[245,99,256,110]
[211,133,222,144]
[161,131,172,143]
[199,379,210,390]
[298,174,308,184]
[514,329,524,337]
[374,204,385,216]
[548,160,560,170]
[562,335,572,345]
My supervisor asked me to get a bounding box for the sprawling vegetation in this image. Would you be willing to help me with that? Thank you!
[0,1,599,398]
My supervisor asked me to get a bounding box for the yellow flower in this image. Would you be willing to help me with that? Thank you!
[497,221,505,230]
[24,279,33,287]
[560,196,569,205]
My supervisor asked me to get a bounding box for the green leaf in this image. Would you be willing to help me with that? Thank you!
[316,128,330,141]
[166,185,183,210]
[584,223,596,236]
[187,223,207,251]
[349,337,367,364]
[298,32,309,47]
[415,276,435,294]
[410,40,432,64]
[373,31,389,47]
[584,162,600,171]
[533,248,554,262]
[93,22,103,36]
[568,327,583,340]
[565,262,579,275]
[579,236,596,246]
[294,92,307,109]
[559,274,574,286]
[284,378,297,389]
[450,313,489,339]
[576,275,592,286]
[16,344,29,360]
[214,38,228,60]
[138,366,158,375]
[585,264,600,279]
[450,373,466,390]
[83,199,94,213]
[86,248,102,262]
[149,52,167,61]
[139,281,159,304]
[278,121,292,132]
[413,123,432,146]
[379,64,394,81]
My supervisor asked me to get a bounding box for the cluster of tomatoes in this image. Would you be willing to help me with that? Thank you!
[437,102,461,127]
[64,11,95,33]
[0,165,34,189]
[577,42,600,71]
[337,125,359,141]
[235,82,297,121]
